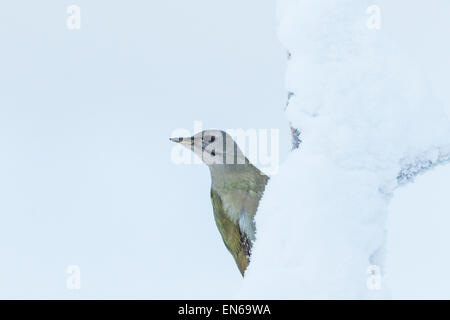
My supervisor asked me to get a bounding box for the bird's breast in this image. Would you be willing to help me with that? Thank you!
[216,189,257,241]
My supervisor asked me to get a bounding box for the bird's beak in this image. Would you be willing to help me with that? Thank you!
[169,137,194,145]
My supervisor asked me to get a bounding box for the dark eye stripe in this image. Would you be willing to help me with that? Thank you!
[210,136,215,142]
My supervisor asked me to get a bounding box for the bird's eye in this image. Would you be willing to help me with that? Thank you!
[210,136,216,143]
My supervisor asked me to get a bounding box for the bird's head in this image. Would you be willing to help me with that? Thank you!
[170,130,248,166]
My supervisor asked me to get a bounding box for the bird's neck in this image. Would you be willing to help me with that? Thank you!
[208,163,267,194]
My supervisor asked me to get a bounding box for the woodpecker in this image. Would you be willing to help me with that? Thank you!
[170,130,269,276]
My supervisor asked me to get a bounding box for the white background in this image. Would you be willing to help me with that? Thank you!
[0,0,288,298]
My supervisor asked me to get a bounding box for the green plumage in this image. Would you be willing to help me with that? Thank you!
[209,164,269,276]
[211,188,249,275]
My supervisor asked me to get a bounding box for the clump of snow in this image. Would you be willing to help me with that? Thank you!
[241,151,390,299]
[239,0,450,299]
[387,164,450,299]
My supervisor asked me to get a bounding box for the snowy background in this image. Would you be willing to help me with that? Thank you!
[239,0,450,299]
[1,0,450,299]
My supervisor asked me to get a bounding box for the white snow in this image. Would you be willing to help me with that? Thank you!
[239,0,450,299]
[387,164,450,299]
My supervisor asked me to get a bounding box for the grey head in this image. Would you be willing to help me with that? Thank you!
[170,130,249,167]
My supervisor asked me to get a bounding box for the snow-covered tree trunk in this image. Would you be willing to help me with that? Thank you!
[239,0,450,299]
